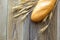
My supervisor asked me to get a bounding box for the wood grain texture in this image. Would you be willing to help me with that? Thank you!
[0,0,7,40]
[57,1,60,40]
[7,0,57,40]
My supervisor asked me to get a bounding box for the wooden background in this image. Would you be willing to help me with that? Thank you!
[0,0,59,40]
[0,0,7,40]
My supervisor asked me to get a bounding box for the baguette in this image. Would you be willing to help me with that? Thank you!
[31,0,56,22]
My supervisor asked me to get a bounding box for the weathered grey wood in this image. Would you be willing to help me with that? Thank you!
[57,1,60,40]
[0,0,7,40]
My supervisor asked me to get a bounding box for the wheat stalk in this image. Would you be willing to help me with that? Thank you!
[13,1,37,18]
[39,12,53,33]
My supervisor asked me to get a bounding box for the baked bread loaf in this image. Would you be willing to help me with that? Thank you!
[31,0,56,22]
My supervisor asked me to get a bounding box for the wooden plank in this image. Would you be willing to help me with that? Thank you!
[0,0,7,40]
[57,1,60,40]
